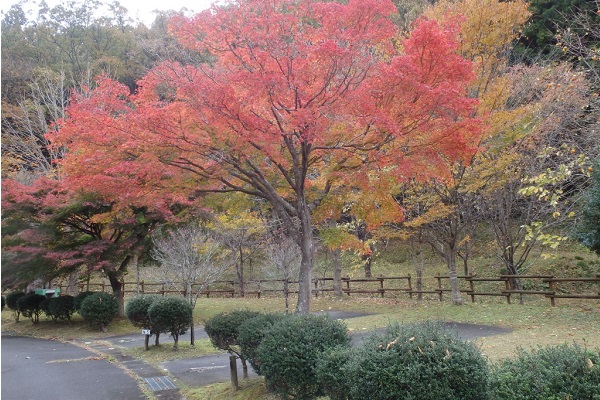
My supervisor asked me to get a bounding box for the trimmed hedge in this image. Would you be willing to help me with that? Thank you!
[125,295,164,347]
[44,296,76,322]
[6,291,26,311]
[6,291,26,322]
[238,312,286,375]
[125,295,161,328]
[257,314,351,400]
[79,292,118,331]
[489,343,600,400]
[205,310,261,355]
[16,293,46,323]
[344,321,489,400]
[147,296,193,350]
[74,291,97,312]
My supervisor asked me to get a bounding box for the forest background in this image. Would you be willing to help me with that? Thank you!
[2,0,600,315]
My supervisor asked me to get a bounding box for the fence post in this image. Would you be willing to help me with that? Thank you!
[346,277,351,296]
[314,279,319,298]
[436,275,443,301]
[467,275,475,303]
[407,274,413,300]
[379,277,385,298]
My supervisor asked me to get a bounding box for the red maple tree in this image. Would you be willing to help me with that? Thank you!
[50,0,481,313]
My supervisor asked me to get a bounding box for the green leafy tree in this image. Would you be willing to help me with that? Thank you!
[147,296,193,350]
[79,292,119,331]
[577,159,600,256]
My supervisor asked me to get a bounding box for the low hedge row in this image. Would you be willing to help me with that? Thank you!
[212,311,600,400]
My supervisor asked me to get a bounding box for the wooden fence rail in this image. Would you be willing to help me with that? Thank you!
[58,273,600,307]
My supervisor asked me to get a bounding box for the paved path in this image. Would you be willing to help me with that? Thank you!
[1,335,147,400]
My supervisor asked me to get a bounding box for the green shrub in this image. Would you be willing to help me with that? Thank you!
[16,293,46,323]
[125,295,163,347]
[6,291,26,321]
[147,296,193,350]
[125,295,161,328]
[74,291,97,312]
[79,292,118,331]
[39,297,52,316]
[315,346,356,400]
[257,314,351,400]
[489,344,600,400]
[347,321,489,400]
[1,295,5,311]
[45,296,75,322]
[238,312,286,375]
[205,310,261,354]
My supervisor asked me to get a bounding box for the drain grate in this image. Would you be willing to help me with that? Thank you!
[144,376,177,391]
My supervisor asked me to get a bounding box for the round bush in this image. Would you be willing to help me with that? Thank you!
[6,291,26,311]
[346,321,489,400]
[74,291,97,312]
[16,293,46,323]
[257,314,351,400]
[79,292,118,331]
[125,295,161,328]
[147,296,193,350]
[489,344,600,400]
[238,312,286,375]
[46,296,75,322]
[204,310,261,354]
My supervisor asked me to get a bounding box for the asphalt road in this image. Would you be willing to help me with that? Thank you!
[1,336,147,400]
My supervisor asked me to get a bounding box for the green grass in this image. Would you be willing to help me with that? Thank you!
[123,339,218,364]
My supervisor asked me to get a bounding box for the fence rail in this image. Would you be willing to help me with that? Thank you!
[58,273,600,307]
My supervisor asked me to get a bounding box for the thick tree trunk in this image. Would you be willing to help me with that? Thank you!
[144,334,150,351]
[332,248,343,298]
[107,273,125,318]
[67,270,79,296]
[295,201,313,315]
[173,334,179,350]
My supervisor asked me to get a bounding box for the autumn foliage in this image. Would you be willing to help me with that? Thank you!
[4,0,481,313]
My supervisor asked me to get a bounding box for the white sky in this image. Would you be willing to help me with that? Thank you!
[1,0,216,26]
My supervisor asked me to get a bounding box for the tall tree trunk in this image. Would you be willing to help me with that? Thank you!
[448,253,463,305]
[332,248,343,298]
[362,242,375,278]
[411,239,425,301]
[107,273,125,318]
[363,254,373,278]
[67,270,79,296]
[236,257,245,297]
[295,201,313,315]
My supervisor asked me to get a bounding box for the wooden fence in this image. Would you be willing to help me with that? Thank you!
[59,273,600,307]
